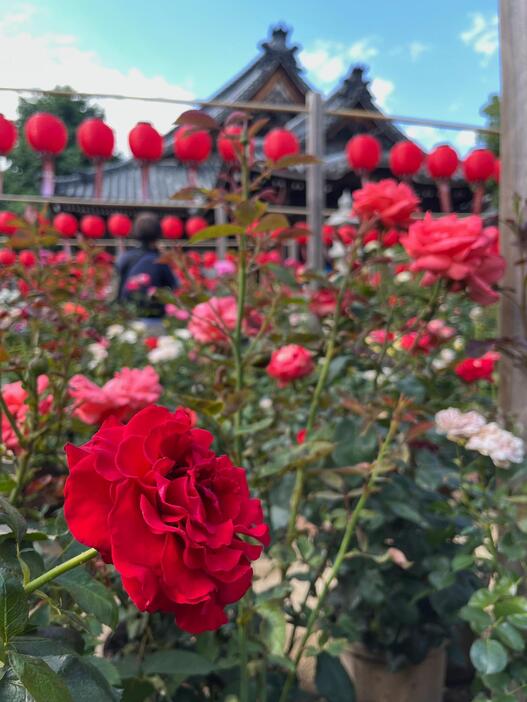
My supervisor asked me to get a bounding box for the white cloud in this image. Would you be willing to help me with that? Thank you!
[409,41,428,61]
[370,78,394,110]
[0,4,195,155]
[460,13,499,63]
[300,37,378,85]
[404,125,476,155]
[347,38,378,62]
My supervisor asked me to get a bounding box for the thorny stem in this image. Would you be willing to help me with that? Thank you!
[233,126,250,465]
[24,548,98,594]
[278,399,405,702]
[286,251,355,543]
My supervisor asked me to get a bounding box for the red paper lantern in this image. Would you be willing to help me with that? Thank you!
[80,215,105,239]
[185,216,208,238]
[493,158,500,183]
[108,213,132,238]
[346,135,381,172]
[202,251,217,268]
[0,114,17,155]
[426,145,459,179]
[263,128,300,162]
[128,122,163,161]
[174,125,212,164]
[0,211,18,235]
[19,250,37,269]
[0,249,16,265]
[24,112,67,154]
[77,118,114,159]
[161,215,184,239]
[389,141,424,176]
[322,224,334,246]
[53,213,78,238]
[463,149,496,183]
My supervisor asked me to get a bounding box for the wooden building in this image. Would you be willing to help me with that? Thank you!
[54,25,472,221]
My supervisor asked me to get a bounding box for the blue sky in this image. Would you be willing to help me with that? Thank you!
[0,0,499,154]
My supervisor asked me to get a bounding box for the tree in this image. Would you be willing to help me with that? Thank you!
[480,94,500,156]
[4,87,107,195]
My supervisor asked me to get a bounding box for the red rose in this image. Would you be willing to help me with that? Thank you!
[309,288,337,317]
[353,179,420,227]
[455,351,499,383]
[296,428,307,444]
[144,336,159,350]
[64,405,269,634]
[267,344,314,386]
[400,214,506,306]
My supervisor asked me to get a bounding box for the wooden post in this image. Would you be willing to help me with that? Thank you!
[215,205,228,259]
[499,0,527,433]
[306,91,324,272]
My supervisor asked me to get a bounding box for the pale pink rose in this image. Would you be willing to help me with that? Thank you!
[188,296,237,344]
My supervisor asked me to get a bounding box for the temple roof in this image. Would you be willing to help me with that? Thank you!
[54,25,407,202]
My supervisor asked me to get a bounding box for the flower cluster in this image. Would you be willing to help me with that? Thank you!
[352,179,420,227]
[435,408,524,467]
[64,405,269,633]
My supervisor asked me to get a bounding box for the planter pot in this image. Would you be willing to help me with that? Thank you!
[341,643,446,702]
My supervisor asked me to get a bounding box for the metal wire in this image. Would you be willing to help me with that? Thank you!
[0,86,499,134]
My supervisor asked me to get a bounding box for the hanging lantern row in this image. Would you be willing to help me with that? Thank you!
[0,209,208,240]
[0,111,498,214]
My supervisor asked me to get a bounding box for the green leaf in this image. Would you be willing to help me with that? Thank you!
[57,569,118,628]
[258,601,286,656]
[333,419,378,466]
[234,201,266,226]
[469,589,499,609]
[315,652,356,702]
[452,554,474,572]
[174,395,223,417]
[0,477,16,495]
[460,605,492,633]
[253,214,289,232]
[0,573,28,645]
[189,224,244,243]
[509,613,527,630]
[45,655,120,702]
[121,677,155,702]
[0,498,26,544]
[0,668,34,702]
[495,597,527,619]
[8,652,73,702]
[271,154,320,169]
[470,639,508,675]
[174,110,218,130]
[495,622,525,652]
[142,650,213,677]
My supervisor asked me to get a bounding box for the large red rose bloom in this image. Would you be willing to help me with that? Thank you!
[64,406,269,634]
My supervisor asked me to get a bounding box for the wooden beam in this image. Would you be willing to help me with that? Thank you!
[499,0,527,433]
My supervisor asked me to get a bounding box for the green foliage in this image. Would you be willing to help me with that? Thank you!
[480,94,500,155]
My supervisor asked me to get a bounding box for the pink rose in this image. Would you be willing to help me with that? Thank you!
[165,303,190,320]
[400,213,506,306]
[353,179,420,227]
[267,344,314,386]
[69,366,162,425]
[188,296,237,344]
[1,375,52,452]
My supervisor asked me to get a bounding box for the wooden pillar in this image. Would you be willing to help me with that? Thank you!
[499,0,527,433]
[306,91,325,272]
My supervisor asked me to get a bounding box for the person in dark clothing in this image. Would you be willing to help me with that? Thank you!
[115,212,177,320]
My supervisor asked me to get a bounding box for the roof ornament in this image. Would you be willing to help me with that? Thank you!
[261,24,299,56]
